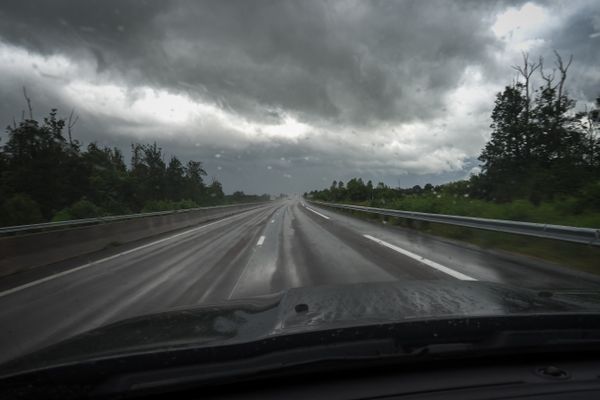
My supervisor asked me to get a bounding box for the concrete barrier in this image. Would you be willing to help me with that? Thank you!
[0,203,267,278]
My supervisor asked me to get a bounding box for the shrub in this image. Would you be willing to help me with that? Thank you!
[501,199,537,221]
[141,199,198,213]
[52,199,103,221]
[141,200,172,212]
[174,199,198,209]
[0,194,44,226]
[577,181,600,212]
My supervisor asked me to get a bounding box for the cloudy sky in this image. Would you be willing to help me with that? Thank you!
[0,0,598,194]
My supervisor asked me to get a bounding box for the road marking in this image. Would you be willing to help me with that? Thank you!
[0,208,264,299]
[363,234,477,281]
[256,235,266,246]
[304,206,330,220]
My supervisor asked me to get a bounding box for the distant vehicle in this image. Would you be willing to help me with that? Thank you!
[3,280,600,399]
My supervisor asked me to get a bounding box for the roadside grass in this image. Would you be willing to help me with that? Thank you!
[346,195,600,229]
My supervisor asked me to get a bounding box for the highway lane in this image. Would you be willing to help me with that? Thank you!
[1,197,599,364]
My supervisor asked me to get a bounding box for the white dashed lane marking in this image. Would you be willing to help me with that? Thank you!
[304,206,330,220]
[363,234,476,281]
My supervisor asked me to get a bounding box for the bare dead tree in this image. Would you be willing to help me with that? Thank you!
[512,52,541,157]
[22,86,33,120]
[67,109,79,145]
[554,50,573,114]
[539,56,556,88]
[512,53,539,103]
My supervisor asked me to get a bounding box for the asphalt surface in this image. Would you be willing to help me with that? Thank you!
[1,197,599,365]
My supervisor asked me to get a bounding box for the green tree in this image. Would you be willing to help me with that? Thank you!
[346,178,368,201]
[1,109,87,218]
[207,179,225,204]
[165,156,186,201]
[478,83,528,201]
[527,53,585,202]
[477,52,588,203]
[366,180,374,201]
[130,142,168,206]
[572,96,600,172]
[83,143,129,213]
[184,160,207,202]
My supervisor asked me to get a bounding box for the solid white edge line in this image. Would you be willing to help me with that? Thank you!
[363,234,477,281]
[256,235,266,246]
[0,208,263,299]
[304,206,330,220]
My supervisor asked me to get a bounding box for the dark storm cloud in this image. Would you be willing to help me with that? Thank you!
[0,0,507,125]
[539,2,600,103]
[0,0,597,194]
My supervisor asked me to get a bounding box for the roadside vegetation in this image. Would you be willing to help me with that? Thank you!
[308,52,600,229]
[308,181,600,229]
[0,97,269,227]
[306,52,600,271]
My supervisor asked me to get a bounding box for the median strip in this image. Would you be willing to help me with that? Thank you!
[363,234,477,281]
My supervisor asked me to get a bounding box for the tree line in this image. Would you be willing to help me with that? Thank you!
[307,52,600,217]
[306,179,465,205]
[0,104,269,227]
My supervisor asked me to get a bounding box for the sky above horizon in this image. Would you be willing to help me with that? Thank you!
[0,0,599,194]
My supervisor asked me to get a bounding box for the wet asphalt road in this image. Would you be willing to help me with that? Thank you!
[0,197,598,364]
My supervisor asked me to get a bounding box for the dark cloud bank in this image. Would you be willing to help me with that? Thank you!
[0,0,598,194]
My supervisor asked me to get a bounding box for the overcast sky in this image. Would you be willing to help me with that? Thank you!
[0,0,598,194]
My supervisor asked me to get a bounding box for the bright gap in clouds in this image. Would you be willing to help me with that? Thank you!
[492,2,551,39]
[0,37,497,178]
[65,81,224,127]
[1,39,310,143]
[491,2,558,52]
[64,81,311,142]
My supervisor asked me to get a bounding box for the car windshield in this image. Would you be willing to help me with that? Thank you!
[0,0,599,373]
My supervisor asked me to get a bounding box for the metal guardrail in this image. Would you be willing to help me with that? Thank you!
[309,201,600,246]
[0,202,269,236]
